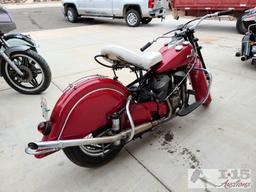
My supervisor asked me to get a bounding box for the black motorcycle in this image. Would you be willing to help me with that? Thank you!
[0,6,51,94]
[236,8,256,65]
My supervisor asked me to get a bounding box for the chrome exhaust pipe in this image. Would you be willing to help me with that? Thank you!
[25,120,161,155]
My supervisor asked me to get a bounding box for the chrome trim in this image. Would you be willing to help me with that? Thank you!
[26,120,161,155]
[63,74,106,92]
[0,49,24,76]
[126,95,135,141]
[57,88,126,140]
[25,147,59,155]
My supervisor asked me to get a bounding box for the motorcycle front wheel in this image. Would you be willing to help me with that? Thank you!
[63,126,124,168]
[1,49,51,94]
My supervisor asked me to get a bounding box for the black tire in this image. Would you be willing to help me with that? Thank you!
[141,17,152,24]
[66,6,78,23]
[125,9,141,27]
[1,49,51,94]
[63,127,124,168]
[236,15,247,34]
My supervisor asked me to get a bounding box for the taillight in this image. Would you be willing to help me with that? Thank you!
[37,121,51,136]
[148,0,154,8]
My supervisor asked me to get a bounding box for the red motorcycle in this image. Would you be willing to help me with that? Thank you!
[26,10,233,167]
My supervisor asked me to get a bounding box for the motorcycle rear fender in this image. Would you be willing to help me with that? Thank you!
[36,77,130,158]
[189,59,212,105]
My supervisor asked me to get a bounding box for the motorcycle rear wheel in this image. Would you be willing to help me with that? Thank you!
[63,126,124,168]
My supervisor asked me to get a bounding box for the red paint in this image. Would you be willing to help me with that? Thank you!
[36,78,129,158]
[155,43,211,104]
[155,44,193,73]
[173,0,256,10]
[36,77,169,158]
[121,102,169,129]
[189,60,212,104]
[148,0,154,8]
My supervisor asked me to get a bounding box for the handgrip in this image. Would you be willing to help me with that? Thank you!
[217,9,234,16]
[140,42,152,52]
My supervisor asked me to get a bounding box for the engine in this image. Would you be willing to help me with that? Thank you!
[131,70,187,113]
[152,74,170,101]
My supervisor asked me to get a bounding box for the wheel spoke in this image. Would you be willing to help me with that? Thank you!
[33,68,42,75]
[23,57,30,67]
[30,78,39,87]
[7,69,17,78]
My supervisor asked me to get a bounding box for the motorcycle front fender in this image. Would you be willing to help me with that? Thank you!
[4,33,37,52]
[189,59,212,105]
[4,45,32,56]
[35,76,130,158]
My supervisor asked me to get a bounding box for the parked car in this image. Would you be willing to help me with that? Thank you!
[170,0,256,34]
[62,0,166,27]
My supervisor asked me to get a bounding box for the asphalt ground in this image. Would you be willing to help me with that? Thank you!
[9,6,103,32]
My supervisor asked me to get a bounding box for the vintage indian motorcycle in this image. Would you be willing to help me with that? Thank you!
[236,7,256,65]
[25,10,233,167]
[0,5,51,94]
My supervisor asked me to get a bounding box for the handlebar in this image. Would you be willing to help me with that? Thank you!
[140,42,152,52]
[217,9,234,16]
[140,9,234,51]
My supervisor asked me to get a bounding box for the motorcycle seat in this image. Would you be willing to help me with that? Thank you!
[101,44,162,70]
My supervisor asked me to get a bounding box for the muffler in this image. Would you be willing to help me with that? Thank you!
[25,120,161,156]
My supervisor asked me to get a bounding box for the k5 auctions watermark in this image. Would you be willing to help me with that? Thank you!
[188,169,251,189]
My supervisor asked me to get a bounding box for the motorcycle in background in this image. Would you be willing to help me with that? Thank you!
[25,10,233,168]
[236,7,256,65]
[236,7,256,34]
[0,6,51,94]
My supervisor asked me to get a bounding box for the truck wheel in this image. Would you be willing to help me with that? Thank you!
[126,9,141,27]
[66,6,78,23]
[236,15,247,34]
[141,18,152,24]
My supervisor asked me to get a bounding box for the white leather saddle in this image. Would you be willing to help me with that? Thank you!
[101,45,162,70]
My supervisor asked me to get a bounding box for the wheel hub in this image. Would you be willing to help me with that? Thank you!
[17,65,33,82]
[67,11,74,21]
[127,13,137,25]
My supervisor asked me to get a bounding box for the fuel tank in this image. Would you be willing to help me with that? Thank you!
[155,42,193,73]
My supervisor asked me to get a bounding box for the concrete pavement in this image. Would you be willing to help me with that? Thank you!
[0,13,256,192]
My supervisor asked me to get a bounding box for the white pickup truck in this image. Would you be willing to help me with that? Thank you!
[62,0,166,27]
